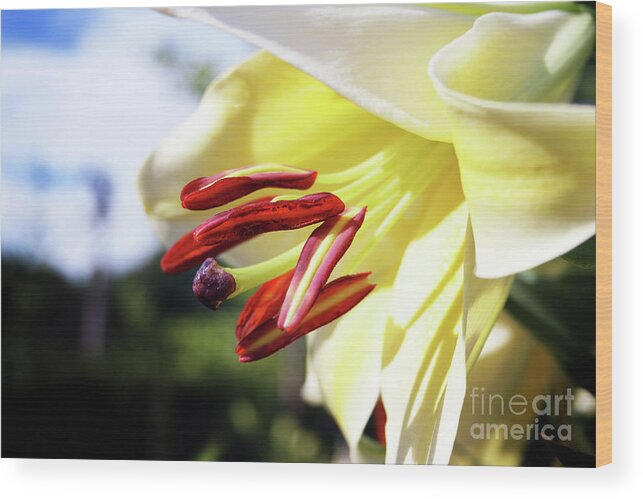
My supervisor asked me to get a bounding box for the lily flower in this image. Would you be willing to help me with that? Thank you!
[139,4,595,464]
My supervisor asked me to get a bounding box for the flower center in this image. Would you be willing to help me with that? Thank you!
[160,136,451,361]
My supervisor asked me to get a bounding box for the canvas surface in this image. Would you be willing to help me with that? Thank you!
[1,2,608,466]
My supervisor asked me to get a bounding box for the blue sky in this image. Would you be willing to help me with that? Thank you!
[1,8,255,280]
[2,9,97,50]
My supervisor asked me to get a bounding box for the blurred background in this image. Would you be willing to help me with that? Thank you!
[2,7,596,465]
[1,7,341,463]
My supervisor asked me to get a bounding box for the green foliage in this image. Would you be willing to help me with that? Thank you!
[1,255,338,462]
[507,264,595,394]
[507,259,596,466]
[562,236,596,270]
[153,44,218,98]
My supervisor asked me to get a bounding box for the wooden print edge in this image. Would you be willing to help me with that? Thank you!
[595,1,612,468]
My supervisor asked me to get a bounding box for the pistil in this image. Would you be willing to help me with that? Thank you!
[192,258,237,310]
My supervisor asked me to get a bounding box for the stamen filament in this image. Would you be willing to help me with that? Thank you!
[347,144,455,272]
[316,149,393,185]
[333,165,387,201]
[348,191,415,274]
[225,244,304,298]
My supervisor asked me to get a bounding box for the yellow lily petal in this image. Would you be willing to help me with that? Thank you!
[307,289,391,456]
[426,331,467,464]
[380,163,511,463]
[430,11,596,278]
[463,224,515,370]
[300,339,324,406]
[139,50,406,259]
[161,5,478,142]
[381,160,468,464]
[382,255,464,464]
[427,225,512,464]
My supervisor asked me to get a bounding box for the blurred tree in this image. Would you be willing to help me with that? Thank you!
[79,168,113,358]
[153,44,219,98]
[2,254,339,462]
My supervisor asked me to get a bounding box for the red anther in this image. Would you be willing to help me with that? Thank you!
[181,165,317,210]
[193,193,345,246]
[236,272,375,362]
[278,207,367,333]
[235,269,295,342]
[160,229,244,274]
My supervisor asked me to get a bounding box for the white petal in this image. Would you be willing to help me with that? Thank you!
[380,195,511,464]
[427,223,512,464]
[162,5,477,142]
[426,331,467,464]
[430,10,596,278]
[300,338,324,406]
[308,289,391,453]
[463,223,514,368]
[381,171,469,463]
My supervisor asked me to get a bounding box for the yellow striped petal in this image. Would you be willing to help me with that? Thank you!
[381,166,511,463]
[139,50,406,262]
[381,161,468,464]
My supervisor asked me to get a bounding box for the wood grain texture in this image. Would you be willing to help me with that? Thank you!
[595,1,612,467]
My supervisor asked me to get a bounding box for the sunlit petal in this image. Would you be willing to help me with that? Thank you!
[381,162,468,464]
[430,10,596,277]
[139,50,406,259]
[161,5,478,141]
[426,331,467,464]
[308,289,391,454]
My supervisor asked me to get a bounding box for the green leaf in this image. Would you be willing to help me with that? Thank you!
[561,236,596,270]
[506,271,596,394]
[547,440,595,468]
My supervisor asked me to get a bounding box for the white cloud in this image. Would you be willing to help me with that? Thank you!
[2,8,255,280]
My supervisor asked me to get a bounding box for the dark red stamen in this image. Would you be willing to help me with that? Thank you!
[235,269,295,342]
[193,193,345,246]
[278,207,367,333]
[181,165,317,210]
[235,272,375,362]
[160,230,242,274]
